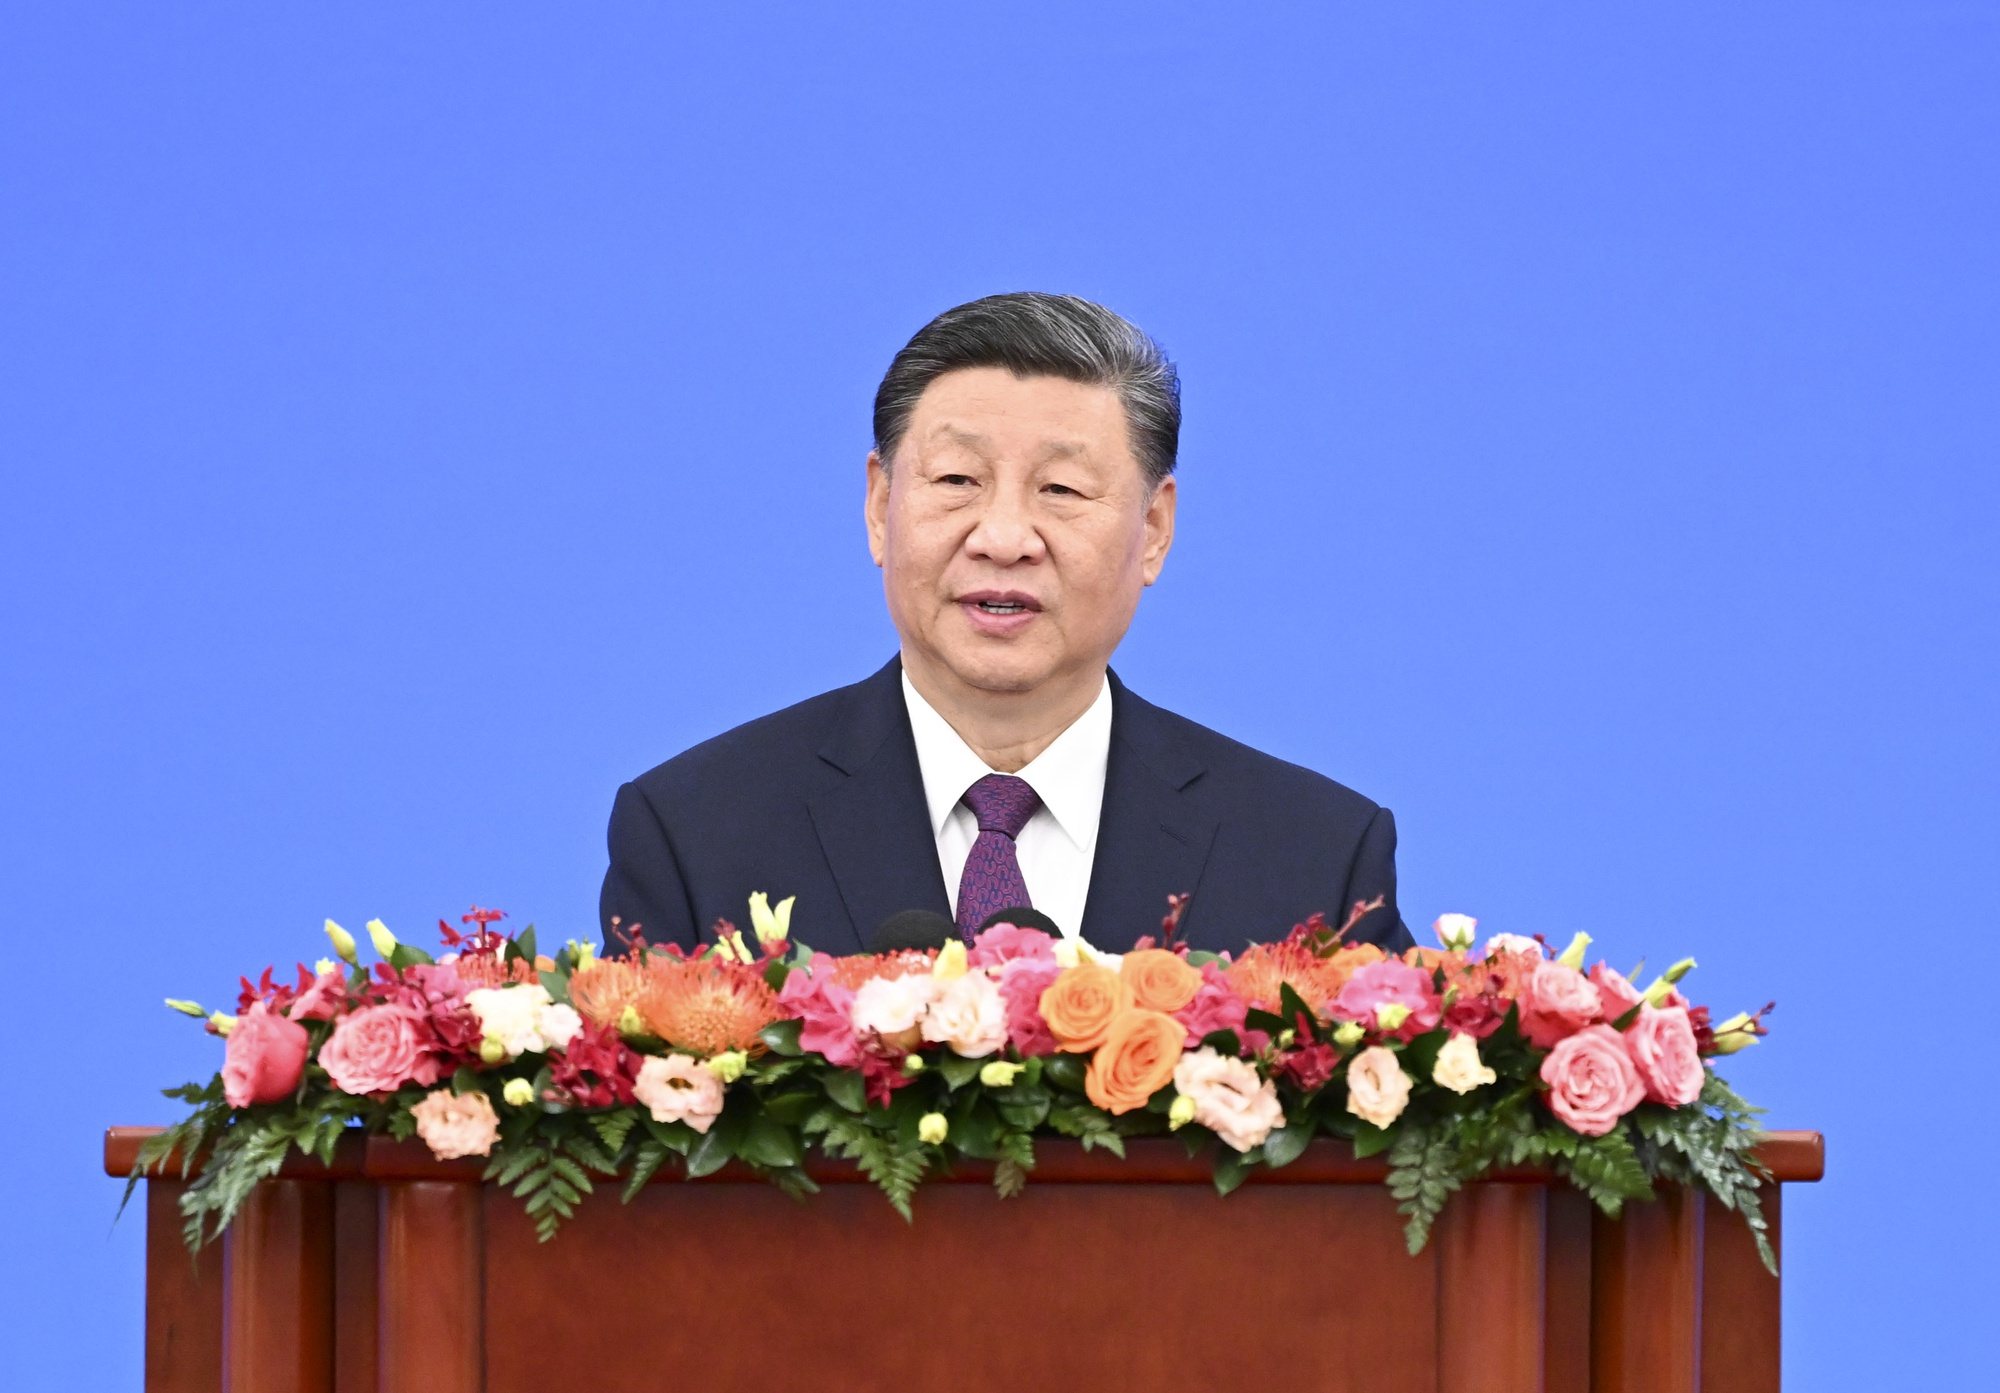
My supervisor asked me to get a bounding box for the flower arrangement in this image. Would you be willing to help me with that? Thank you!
[133,897,1777,1271]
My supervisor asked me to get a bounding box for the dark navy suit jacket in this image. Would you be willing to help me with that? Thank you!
[600,657,1414,958]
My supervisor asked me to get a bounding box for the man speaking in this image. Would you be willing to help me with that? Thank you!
[601,293,1414,958]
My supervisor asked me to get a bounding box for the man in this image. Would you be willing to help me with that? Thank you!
[600,293,1414,959]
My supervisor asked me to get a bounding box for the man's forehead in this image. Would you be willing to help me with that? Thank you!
[923,421,1095,462]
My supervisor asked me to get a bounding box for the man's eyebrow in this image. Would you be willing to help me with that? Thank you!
[925,425,1092,463]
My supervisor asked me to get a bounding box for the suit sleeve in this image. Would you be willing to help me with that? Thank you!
[1342,806,1416,954]
[599,781,700,955]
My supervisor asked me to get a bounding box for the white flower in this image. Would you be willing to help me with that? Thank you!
[1344,1046,1413,1129]
[920,972,1009,1058]
[1432,1031,1498,1095]
[1481,932,1545,961]
[1171,1047,1285,1153]
[850,973,938,1042]
[633,1055,725,1133]
[1433,913,1479,952]
[466,984,579,1058]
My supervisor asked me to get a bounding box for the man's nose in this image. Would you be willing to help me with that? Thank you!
[964,486,1048,564]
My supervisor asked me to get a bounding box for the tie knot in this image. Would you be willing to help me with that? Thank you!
[962,773,1040,839]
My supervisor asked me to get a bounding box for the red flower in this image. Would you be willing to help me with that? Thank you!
[546,1020,639,1108]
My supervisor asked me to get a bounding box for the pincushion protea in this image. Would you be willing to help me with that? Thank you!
[452,953,544,990]
[637,958,783,1056]
[1227,940,1385,1015]
[567,960,648,1031]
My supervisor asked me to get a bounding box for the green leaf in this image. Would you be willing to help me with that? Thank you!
[936,1053,983,1090]
[823,1069,867,1114]
[1352,1123,1396,1159]
[1261,1123,1312,1170]
[994,1156,1029,1199]
[739,1115,804,1169]
[685,1125,736,1178]
[759,1090,824,1126]
[1277,982,1318,1033]
[1212,1149,1253,1196]
[388,942,435,969]
[1198,1029,1243,1056]
[1041,1054,1086,1093]
[758,1019,804,1057]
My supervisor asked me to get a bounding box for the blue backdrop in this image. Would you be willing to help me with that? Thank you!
[6,4,1993,1386]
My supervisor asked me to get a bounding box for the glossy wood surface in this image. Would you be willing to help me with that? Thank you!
[222,1179,334,1393]
[108,1126,1821,1393]
[143,1181,223,1393]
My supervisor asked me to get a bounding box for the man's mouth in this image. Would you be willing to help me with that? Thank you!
[960,591,1041,616]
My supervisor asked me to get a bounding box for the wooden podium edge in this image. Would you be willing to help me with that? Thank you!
[105,1123,1825,1185]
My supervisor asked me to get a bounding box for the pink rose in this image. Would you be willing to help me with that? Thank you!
[1331,960,1441,1041]
[1623,1005,1704,1106]
[1519,962,1604,1049]
[320,1002,428,1095]
[997,957,1064,1056]
[633,1055,726,1134]
[410,1088,501,1160]
[776,955,862,1068]
[1588,962,1644,1022]
[222,1002,309,1107]
[968,923,1059,971]
[1539,1024,1646,1136]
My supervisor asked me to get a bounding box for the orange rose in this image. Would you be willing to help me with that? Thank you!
[1038,964,1134,1052]
[1120,949,1203,1014]
[1084,1009,1186,1114]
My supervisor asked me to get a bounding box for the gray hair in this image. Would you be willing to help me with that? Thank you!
[872,292,1181,489]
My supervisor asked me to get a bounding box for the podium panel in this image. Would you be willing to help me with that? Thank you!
[106,1128,1822,1393]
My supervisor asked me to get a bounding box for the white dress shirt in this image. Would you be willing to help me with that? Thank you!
[900,671,1112,944]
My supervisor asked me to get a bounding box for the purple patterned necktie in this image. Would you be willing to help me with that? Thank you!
[955,773,1041,941]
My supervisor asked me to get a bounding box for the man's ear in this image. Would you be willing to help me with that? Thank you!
[864,450,890,567]
[1140,474,1177,585]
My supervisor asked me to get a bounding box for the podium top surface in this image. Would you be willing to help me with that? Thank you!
[103,1125,1824,1185]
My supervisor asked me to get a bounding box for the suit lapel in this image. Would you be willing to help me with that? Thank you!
[807,657,953,951]
[1079,672,1219,950]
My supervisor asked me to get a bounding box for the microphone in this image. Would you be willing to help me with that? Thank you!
[978,907,1062,938]
[870,909,958,955]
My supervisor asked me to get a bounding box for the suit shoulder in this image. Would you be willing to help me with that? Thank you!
[623,678,858,802]
[1137,698,1385,823]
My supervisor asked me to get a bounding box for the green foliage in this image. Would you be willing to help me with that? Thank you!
[1386,1124,1463,1255]
[813,1111,930,1220]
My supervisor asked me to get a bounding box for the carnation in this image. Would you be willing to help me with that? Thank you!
[466,984,582,1058]
[776,955,863,1068]
[968,923,1059,971]
[920,971,1009,1058]
[996,957,1063,1056]
[851,972,938,1053]
[1330,960,1441,1042]
[633,1054,727,1134]
[1344,1045,1413,1130]
[410,1088,501,1161]
[1173,1047,1285,1152]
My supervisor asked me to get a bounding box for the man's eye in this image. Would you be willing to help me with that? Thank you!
[938,473,976,486]
[1043,483,1079,497]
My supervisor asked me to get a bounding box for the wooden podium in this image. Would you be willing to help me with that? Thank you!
[106,1126,1822,1393]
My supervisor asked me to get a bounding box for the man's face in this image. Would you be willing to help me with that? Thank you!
[865,366,1176,706]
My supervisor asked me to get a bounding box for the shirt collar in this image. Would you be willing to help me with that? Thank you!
[900,671,1113,853]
